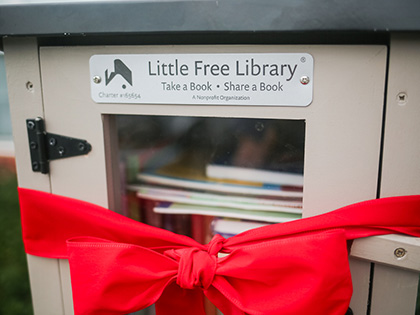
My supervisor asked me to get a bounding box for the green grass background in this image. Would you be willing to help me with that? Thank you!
[0,166,33,315]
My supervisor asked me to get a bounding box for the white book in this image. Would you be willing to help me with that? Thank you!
[129,184,302,213]
[153,202,302,223]
[212,218,269,236]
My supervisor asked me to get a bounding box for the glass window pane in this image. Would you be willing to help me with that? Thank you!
[116,115,304,237]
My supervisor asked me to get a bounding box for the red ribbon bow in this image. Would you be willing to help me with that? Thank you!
[18,188,420,315]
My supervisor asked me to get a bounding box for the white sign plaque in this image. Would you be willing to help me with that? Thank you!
[90,53,313,106]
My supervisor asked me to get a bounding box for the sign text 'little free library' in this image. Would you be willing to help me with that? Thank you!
[90,53,313,106]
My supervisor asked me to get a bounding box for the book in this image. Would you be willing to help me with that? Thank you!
[206,164,304,187]
[137,146,303,198]
[140,199,163,229]
[211,217,270,238]
[130,184,302,213]
[137,172,303,198]
[153,202,302,223]
[162,212,191,237]
[124,190,142,222]
[191,215,215,245]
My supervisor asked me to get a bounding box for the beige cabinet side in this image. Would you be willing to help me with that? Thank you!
[3,38,65,315]
[348,258,372,314]
[370,265,419,315]
[381,34,420,197]
[370,34,420,315]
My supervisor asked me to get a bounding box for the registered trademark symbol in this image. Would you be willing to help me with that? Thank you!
[300,57,306,63]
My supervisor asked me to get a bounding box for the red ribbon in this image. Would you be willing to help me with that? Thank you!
[18,188,420,315]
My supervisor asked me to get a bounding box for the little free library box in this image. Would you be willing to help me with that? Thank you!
[1,1,420,314]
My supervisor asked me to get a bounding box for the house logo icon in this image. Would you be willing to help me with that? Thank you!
[105,59,133,89]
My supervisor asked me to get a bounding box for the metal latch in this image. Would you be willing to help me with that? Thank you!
[26,117,92,174]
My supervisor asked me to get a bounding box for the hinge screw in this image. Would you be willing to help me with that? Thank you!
[78,142,86,152]
[49,138,57,146]
[394,247,407,259]
[30,141,38,150]
[57,146,65,156]
[27,121,35,130]
[32,161,39,171]
[300,76,310,85]
[93,76,102,84]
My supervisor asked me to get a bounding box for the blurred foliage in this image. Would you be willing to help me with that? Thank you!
[0,165,33,315]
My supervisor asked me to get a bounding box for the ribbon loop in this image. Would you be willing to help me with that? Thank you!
[207,234,225,255]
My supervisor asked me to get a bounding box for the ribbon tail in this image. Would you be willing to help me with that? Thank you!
[205,285,245,315]
[155,282,207,315]
[225,195,420,248]
[67,238,177,315]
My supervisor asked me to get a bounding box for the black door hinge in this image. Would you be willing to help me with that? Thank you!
[26,117,92,174]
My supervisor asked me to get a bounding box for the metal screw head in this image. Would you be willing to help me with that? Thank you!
[57,146,65,156]
[32,161,39,171]
[397,92,407,106]
[27,121,35,130]
[93,76,102,84]
[394,247,407,259]
[300,76,310,85]
[26,81,34,91]
[78,142,86,152]
[30,141,38,150]
[49,138,57,146]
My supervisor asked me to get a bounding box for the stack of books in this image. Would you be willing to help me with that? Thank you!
[127,153,303,241]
